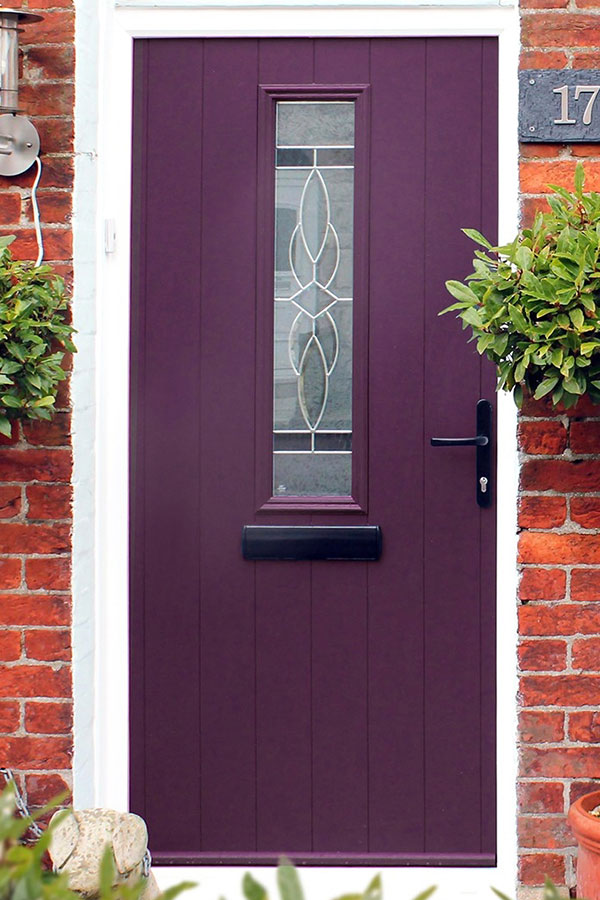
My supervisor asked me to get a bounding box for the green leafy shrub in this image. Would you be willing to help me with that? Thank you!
[442,162,600,408]
[0,235,75,437]
[238,861,435,900]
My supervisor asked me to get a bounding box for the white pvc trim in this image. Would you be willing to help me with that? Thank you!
[78,3,520,899]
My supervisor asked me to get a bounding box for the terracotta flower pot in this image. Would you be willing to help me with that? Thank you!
[569,790,600,898]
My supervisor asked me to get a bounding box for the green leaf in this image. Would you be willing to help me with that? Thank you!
[445,280,479,305]
[410,889,437,900]
[516,245,533,270]
[362,875,382,900]
[508,304,528,332]
[564,376,585,395]
[277,861,305,900]
[460,306,484,328]
[570,308,585,329]
[243,874,268,900]
[575,161,585,196]
[0,417,11,438]
[462,228,492,249]
[534,376,559,399]
[2,395,21,408]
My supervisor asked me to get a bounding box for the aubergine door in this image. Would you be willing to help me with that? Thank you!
[129,37,498,867]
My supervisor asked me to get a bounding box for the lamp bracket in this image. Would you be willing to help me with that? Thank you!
[0,114,39,176]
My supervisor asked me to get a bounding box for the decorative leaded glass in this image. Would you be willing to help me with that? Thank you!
[273,101,354,497]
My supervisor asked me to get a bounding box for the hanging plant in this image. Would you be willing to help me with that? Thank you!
[442,162,600,408]
[0,235,75,437]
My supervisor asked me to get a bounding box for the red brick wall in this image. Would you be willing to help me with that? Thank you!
[518,2,600,895]
[0,2,74,812]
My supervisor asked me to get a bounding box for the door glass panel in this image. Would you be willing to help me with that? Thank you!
[273,101,355,497]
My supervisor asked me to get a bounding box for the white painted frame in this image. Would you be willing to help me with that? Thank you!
[77,2,520,898]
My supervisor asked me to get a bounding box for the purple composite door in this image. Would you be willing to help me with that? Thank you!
[130,37,498,866]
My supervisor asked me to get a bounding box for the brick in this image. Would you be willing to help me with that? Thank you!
[0,593,69,627]
[569,711,600,742]
[519,533,600,565]
[0,194,21,225]
[520,50,568,68]
[521,459,600,492]
[518,781,564,814]
[0,559,21,590]
[569,780,600,804]
[519,854,566,886]
[26,558,70,592]
[0,157,73,193]
[0,524,70,554]
[572,569,600,601]
[521,0,568,6]
[24,45,74,81]
[521,161,600,194]
[26,485,71,520]
[25,701,72,735]
[518,816,574,849]
[0,631,21,662]
[571,497,600,529]
[520,603,600,635]
[574,51,600,67]
[522,746,600,777]
[0,736,71,769]
[25,773,70,809]
[0,664,69,699]
[573,638,600,670]
[0,421,19,446]
[11,229,72,263]
[0,449,71,483]
[519,639,567,671]
[25,629,70,662]
[571,421,600,454]
[520,709,564,742]
[0,700,19,733]
[19,84,74,118]
[33,192,72,227]
[519,568,566,601]
[575,0,600,7]
[521,13,600,49]
[521,394,600,418]
[520,674,600,706]
[23,413,70,447]
[34,120,74,155]
[521,196,553,228]
[571,144,600,157]
[21,11,74,44]
[518,496,566,529]
[0,486,21,520]
[520,145,563,159]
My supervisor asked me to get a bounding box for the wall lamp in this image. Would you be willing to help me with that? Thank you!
[0,8,42,177]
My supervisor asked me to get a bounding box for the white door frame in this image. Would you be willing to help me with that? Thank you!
[78,3,520,898]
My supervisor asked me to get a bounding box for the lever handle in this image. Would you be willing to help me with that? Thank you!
[430,399,492,508]
[431,435,488,447]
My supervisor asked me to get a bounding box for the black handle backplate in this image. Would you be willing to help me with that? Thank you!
[431,399,492,508]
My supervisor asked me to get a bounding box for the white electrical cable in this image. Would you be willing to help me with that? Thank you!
[30,156,43,266]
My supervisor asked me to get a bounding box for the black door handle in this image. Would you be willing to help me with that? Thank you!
[430,399,492,508]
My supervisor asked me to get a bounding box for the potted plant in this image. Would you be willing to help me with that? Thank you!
[0,234,75,439]
[442,162,600,410]
[568,791,600,899]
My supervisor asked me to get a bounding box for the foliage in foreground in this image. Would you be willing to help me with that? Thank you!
[0,235,75,437]
[238,863,436,900]
[442,162,600,408]
[0,784,193,900]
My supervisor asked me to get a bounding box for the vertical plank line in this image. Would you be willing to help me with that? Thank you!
[422,36,429,853]
[366,38,372,853]
[254,37,261,854]
[197,38,205,851]
[478,37,485,854]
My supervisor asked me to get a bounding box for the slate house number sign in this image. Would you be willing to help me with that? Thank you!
[520,70,600,142]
